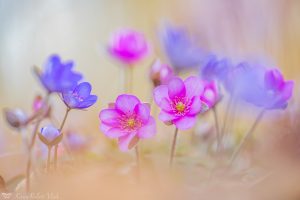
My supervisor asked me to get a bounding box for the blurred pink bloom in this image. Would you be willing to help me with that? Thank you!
[200,80,220,108]
[264,68,294,109]
[32,95,43,112]
[108,29,149,65]
[153,76,208,130]
[99,94,156,151]
[150,59,174,87]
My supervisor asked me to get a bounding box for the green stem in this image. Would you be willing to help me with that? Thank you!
[229,109,265,166]
[169,128,179,168]
[53,107,71,170]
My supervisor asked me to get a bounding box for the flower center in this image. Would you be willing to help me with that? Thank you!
[72,92,84,102]
[119,115,142,131]
[175,102,186,112]
[126,118,136,129]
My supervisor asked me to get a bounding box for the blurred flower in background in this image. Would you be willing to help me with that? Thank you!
[107,29,149,65]
[66,131,91,153]
[200,80,220,108]
[160,24,206,73]
[149,59,174,87]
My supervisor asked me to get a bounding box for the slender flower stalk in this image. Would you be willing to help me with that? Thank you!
[53,107,71,169]
[212,107,221,152]
[47,146,52,172]
[169,128,179,168]
[229,109,265,166]
[26,93,50,192]
[220,96,233,150]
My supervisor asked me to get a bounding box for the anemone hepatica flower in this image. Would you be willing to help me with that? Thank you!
[263,68,294,109]
[39,125,62,146]
[4,109,27,129]
[62,82,97,109]
[200,54,231,82]
[99,94,156,151]
[160,25,205,72]
[150,59,174,87]
[108,29,149,65]
[154,76,208,130]
[36,54,82,93]
[200,80,220,108]
[66,132,90,152]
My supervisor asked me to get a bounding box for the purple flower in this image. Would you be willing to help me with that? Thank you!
[66,132,90,152]
[149,59,174,87]
[108,29,149,65]
[36,54,82,93]
[153,76,208,130]
[4,108,27,129]
[39,125,62,145]
[160,25,205,72]
[200,54,231,82]
[264,68,294,109]
[99,94,156,151]
[200,80,220,108]
[62,82,98,109]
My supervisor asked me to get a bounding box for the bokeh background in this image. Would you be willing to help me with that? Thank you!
[0,1,300,198]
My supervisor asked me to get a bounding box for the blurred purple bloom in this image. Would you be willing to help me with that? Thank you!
[99,94,156,151]
[200,54,231,82]
[40,125,61,143]
[108,29,149,65]
[153,76,208,130]
[160,25,205,72]
[150,59,174,87]
[62,82,98,109]
[37,55,82,93]
[4,108,27,129]
[66,132,90,152]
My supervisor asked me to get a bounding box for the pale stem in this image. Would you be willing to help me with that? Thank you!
[229,109,265,166]
[47,146,52,172]
[169,128,179,168]
[212,107,221,153]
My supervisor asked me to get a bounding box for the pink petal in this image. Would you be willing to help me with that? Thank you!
[265,69,283,90]
[100,123,111,133]
[184,76,203,98]
[153,85,168,105]
[188,97,202,115]
[118,132,137,152]
[115,94,140,114]
[137,117,156,139]
[134,103,150,123]
[168,77,186,99]
[173,116,196,130]
[160,98,172,112]
[104,128,128,139]
[99,109,121,126]
[279,81,294,102]
[158,111,177,122]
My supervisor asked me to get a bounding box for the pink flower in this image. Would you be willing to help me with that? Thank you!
[153,76,208,130]
[200,80,220,108]
[107,29,149,65]
[150,59,174,87]
[99,94,156,151]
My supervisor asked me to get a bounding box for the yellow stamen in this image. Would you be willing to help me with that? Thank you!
[126,118,136,128]
[176,102,185,112]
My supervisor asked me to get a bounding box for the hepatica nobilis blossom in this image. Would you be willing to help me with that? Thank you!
[36,54,82,93]
[150,59,174,87]
[154,76,208,130]
[62,82,97,109]
[107,29,149,65]
[200,80,220,108]
[39,125,62,146]
[160,25,205,72]
[99,94,156,151]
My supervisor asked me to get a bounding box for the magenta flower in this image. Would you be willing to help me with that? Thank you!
[36,55,82,93]
[99,94,156,151]
[107,29,149,65]
[153,76,208,130]
[264,68,294,109]
[150,59,174,87]
[62,82,98,109]
[200,80,220,108]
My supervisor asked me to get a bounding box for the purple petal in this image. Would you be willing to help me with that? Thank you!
[153,85,169,105]
[99,109,121,126]
[74,82,92,98]
[160,98,172,112]
[104,128,128,139]
[173,116,196,130]
[184,76,203,98]
[118,132,137,152]
[77,95,98,109]
[188,97,202,115]
[265,69,284,90]
[137,117,156,138]
[134,103,150,123]
[168,77,186,99]
[115,94,140,114]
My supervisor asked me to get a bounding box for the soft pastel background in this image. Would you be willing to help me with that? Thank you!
[0,1,300,199]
